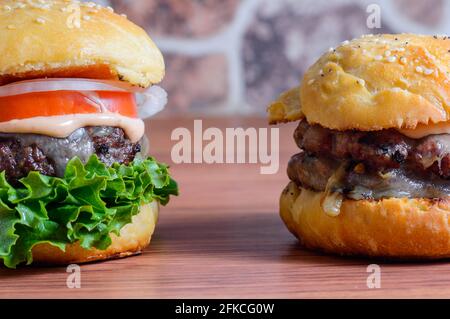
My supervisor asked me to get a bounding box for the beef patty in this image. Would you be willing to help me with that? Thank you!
[289,121,450,199]
[294,121,450,177]
[0,127,142,185]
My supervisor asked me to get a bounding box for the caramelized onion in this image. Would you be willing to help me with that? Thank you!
[321,192,344,217]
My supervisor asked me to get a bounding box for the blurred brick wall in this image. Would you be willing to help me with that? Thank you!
[99,0,448,117]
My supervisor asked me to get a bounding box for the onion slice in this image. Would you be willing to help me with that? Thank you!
[136,85,168,119]
[0,78,168,119]
[0,78,146,97]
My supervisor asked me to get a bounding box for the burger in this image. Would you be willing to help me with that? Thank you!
[269,34,450,258]
[0,0,177,268]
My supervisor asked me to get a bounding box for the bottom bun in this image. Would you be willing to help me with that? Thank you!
[280,182,450,259]
[32,202,159,265]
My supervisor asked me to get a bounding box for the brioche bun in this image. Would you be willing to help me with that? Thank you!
[0,0,164,87]
[280,182,450,259]
[269,34,450,130]
[32,202,159,265]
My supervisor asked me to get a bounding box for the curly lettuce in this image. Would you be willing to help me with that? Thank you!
[0,155,178,268]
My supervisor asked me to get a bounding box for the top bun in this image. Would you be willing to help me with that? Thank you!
[0,0,164,88]
[268,34,450,130]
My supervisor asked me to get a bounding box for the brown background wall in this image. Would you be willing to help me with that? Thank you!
[99,0,447,117]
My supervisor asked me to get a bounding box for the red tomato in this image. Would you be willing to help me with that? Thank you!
[0,91,137,121]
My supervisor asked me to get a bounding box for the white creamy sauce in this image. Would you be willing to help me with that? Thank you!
[0,113,145,143]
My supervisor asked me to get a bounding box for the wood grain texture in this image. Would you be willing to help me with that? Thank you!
[1,117,450,299]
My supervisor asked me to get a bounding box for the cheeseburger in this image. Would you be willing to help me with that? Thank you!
[0,0,177,268]
[269,34,450,258]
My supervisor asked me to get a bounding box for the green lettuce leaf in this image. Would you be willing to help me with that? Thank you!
[0,155,178,268]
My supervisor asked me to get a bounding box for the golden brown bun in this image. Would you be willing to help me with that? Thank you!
[32,202,159,265]
[281,182,450,259]
[0,0,164,87]
[269,34,450,130]
[267,86,304,125]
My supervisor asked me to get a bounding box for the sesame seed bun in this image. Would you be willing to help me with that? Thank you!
[280,182,450,259]
[268,34,450,131]
[31,202,159,265]
[0,0,164,87]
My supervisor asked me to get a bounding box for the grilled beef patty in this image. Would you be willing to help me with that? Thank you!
[289,121,450,199]
[0,127,141,185]
[294,121,450,177]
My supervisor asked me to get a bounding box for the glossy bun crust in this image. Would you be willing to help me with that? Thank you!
[0,0,164,87]
[269,34,450,130]
[32,202,159,265]
[280,182,450,259]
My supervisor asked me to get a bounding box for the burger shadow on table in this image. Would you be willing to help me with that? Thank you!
[153,212,450,266]
[1,211,448,271]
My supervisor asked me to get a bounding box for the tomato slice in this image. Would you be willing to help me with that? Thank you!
[0,91,137,122]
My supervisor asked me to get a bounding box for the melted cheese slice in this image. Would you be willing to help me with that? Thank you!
[398,122,450,139]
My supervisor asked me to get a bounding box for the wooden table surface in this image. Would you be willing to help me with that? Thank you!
[2,117,450,299]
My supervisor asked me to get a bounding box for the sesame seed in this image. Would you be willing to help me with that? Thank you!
[120,13,127,18]
[35,17,45,24]
[106,6,114,12]
[341,40,349,45]
[87,8,98,13]
[384,50,391,57]
[6,25,15,30]
[328,47,334,53]
[387,56,397,63]
[416,66,423,73]
[27,0,51,10]
[308,79,315,85]
[3,5,11,11]
[374,55,383,61]
[83,15,91,21]
[397,47,405,52]
[400,57,407,64]
[424,68,434,75]
[358,79,366,86]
